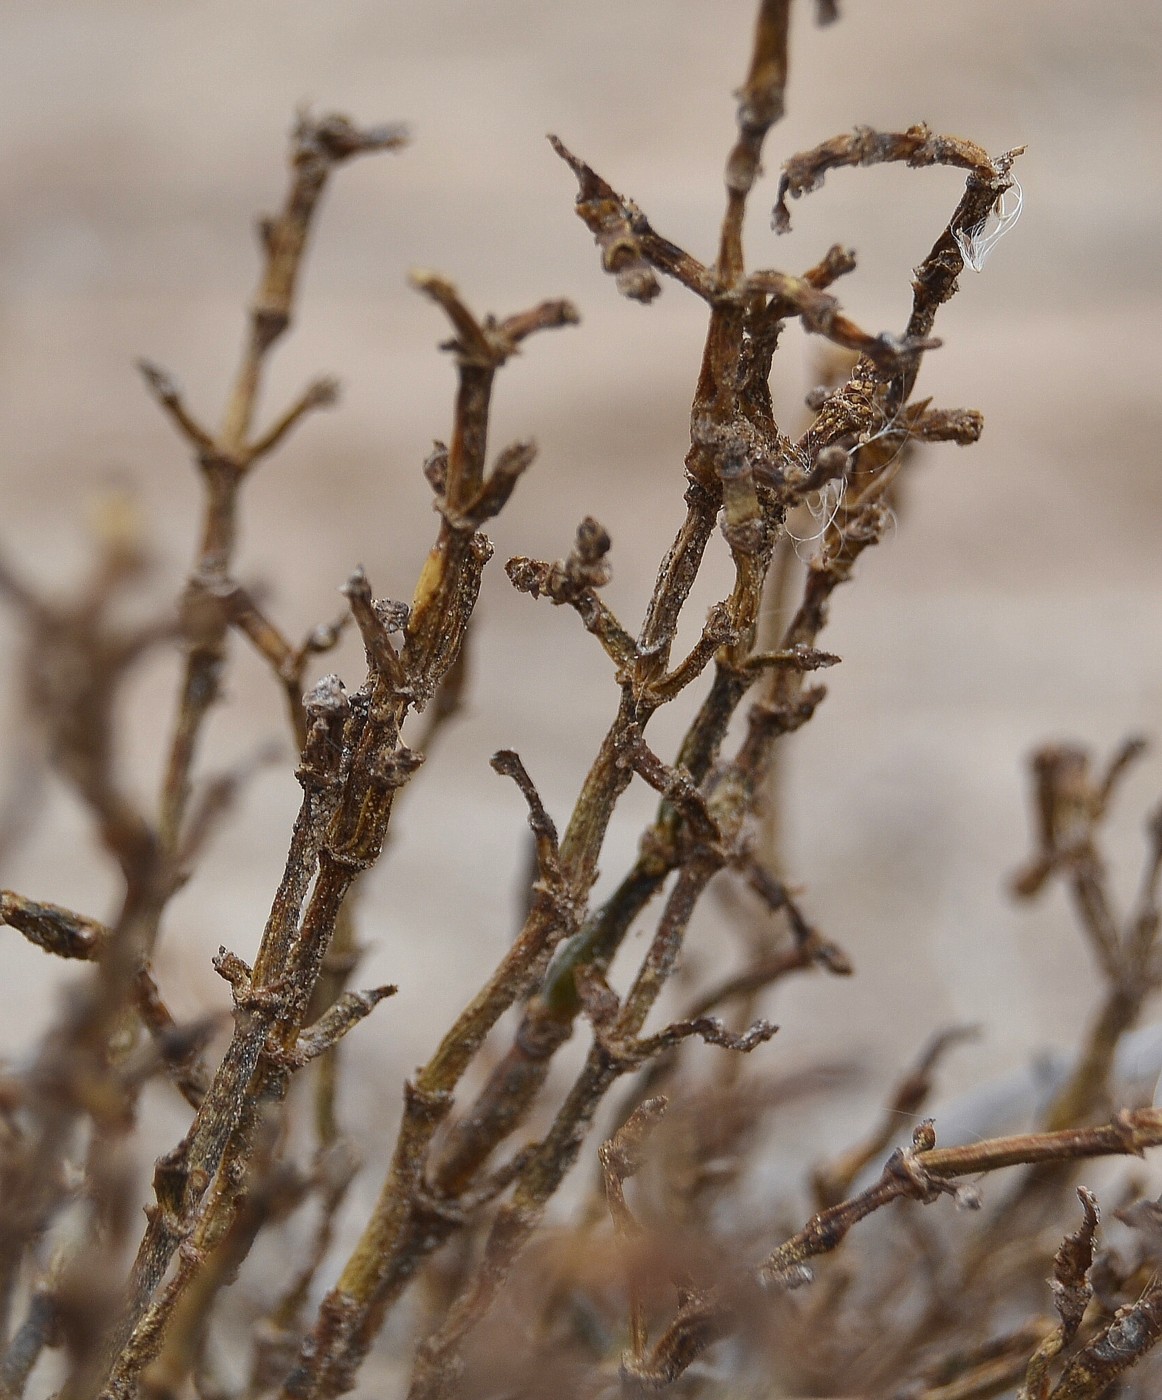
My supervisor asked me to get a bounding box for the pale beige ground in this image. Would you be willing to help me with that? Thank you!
[1,0,1161,1388]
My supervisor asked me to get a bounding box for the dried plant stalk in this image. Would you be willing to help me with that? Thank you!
[6,5,1162,1400]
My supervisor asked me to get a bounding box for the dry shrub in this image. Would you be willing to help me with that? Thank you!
[1,4,1160,1400]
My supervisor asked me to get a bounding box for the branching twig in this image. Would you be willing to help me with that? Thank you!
[625,1115,1162,1390]
[812,1026,980,1209]
[153,112,406,858]
[0,7,1100,1400]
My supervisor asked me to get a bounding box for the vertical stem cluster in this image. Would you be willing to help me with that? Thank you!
[0,5,1086,1400]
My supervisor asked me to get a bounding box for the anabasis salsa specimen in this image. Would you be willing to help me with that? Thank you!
[2,5,1161,1400]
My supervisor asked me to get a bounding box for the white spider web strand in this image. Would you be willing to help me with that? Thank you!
[786,477,846,561]
[953,178,1023,273]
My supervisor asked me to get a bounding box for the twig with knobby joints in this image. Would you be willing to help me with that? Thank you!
[342,5,1024,1398]
[0,3,1053,1398]
[93,272,577,1400]
[621,1112,1162,1391]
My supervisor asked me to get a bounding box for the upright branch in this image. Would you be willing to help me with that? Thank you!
[101,265,575,1399]
[719,0,791,283]
[146,113,406,859]
[1011,737,1160,1132]
[269,7,1034,1394]
[599,1096,669,1364]
[0,523,193,1366]
[0,525,164,889]
[0,3,1079,1399]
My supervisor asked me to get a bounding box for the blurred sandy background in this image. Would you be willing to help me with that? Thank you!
[1,0,1161,1321]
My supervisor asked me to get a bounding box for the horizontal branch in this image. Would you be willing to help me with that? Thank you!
[761,1108,1162,1286]
[630,1110,1162,1390]
[772,123,1016,233]
[0,889,106,959]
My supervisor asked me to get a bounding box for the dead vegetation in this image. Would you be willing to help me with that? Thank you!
[1,3,1160,1398]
